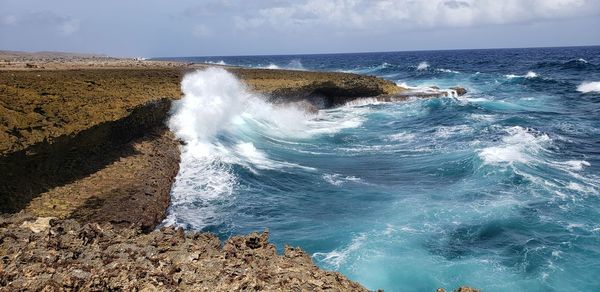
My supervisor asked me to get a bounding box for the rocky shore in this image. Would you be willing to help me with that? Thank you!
[0,214,366,291]
[0,52,475,291]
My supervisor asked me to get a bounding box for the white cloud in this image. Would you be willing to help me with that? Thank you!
[2,11,80,36]
[59,19,80,36]
[2,15,17,25]
[234,0,600,33]
[192,24,212,37]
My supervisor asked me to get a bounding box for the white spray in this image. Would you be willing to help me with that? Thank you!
[164,68,362,228]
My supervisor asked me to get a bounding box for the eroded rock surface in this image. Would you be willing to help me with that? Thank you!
[0,67,403,156]
[0,214,367,291]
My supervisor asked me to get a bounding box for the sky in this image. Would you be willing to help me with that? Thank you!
[1,0,599,57]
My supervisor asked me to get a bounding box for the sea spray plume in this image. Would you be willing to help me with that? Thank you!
[165,67,335,228]
[287,59,305,70]
[168,67,251,143]
[166,68,250,228]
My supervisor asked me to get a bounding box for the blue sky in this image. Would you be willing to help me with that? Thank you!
[1,0,599,57]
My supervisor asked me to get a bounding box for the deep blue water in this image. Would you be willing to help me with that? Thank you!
[157,47,600,291]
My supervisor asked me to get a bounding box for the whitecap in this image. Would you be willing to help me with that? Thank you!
[255,60,305,71]
[165,68,332,228]
[322,174,362,186]
[204,60,227,65]
[505,71,538,79]
[262,63,280,69]
[469,114,496,122]
[577,81,600,93]
[435,125,473,138]
[386,132,416,142]
[312,234,367,268]
[561,160,591,171]
[479,126,550,165]
[417,61,429,71]
[437,68,460,74]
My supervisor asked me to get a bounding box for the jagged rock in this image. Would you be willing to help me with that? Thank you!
[450,86,467,96]
[19,217,55,233]
[455,287,481,292]
[0,216,367,291]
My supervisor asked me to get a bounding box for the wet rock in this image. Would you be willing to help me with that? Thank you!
[455,287,481,292]
[450,86,468,96]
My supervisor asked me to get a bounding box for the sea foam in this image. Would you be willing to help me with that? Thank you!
[479,126,550,165]
[166,68,310,227]
[165,68,359,228]
[506,71,538,79]
[577,81,600,93]
[417,61,429,71]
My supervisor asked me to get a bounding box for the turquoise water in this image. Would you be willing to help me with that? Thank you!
[159,47,600,291]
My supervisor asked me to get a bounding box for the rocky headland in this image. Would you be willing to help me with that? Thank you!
[0,52,474,291]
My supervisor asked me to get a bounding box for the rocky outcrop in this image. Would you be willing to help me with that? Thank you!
[0,97,179,230]
[230,68,403,108]
[0,214,367,291]
[0,67,462,156]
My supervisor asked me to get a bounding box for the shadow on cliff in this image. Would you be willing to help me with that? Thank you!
[0,98,171,214]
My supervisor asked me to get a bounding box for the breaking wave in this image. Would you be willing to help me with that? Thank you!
[257,59,305,70]
[164,68,359,228]
[203,60,227,65]
[416,61,430,71]
[505,71,539,79]
[478,126,550,165]
[577,81,600,93]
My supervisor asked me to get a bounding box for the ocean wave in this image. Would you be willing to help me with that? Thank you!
[577,81,600,93]
[204,60,227,65]
[386,131,416,142]
[476,125,597,201]
[313,234,367,269]
[256,59,305,71]
[322,173,363,186]
[434,124,474,138]
[339,62,394,74]
[533,58,595,70]
[505,71,539,79]
[416,61,429,71]
[478,126,550,165]
[164,68,374,228]
[436,68,460,74]
[165,68,341,228]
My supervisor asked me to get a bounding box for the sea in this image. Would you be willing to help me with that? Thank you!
[155,46,600,291]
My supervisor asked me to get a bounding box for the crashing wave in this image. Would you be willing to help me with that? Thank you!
[257,59,305,71]
[479,126,550,165]
[204,60,227,65]
[416,61,429,71]
[165,68,363,228]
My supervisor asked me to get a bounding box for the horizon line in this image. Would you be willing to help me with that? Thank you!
[151,44,600,60]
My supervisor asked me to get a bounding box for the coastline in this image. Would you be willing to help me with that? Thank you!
[0,52,474,291]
